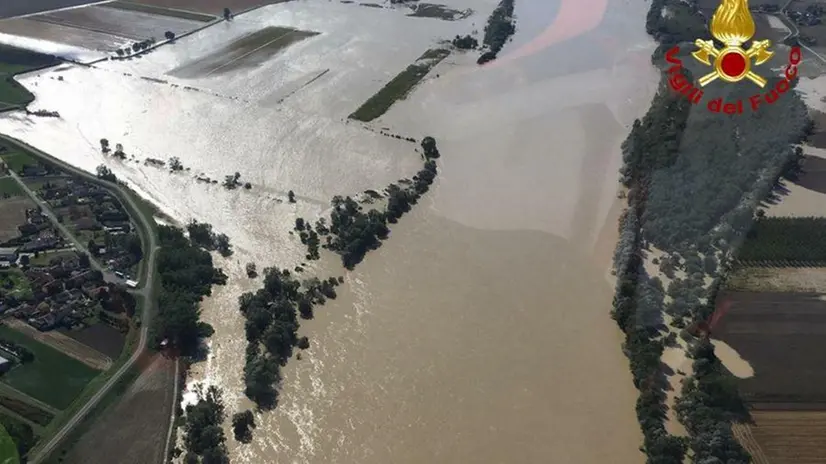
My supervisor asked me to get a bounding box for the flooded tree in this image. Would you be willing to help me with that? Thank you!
[165,31,175,41]
[169,156,183,171]
[246,262,257,278]
[288,190,296,203]
[223,8,232,20]
[99,138,110,153]
[232,410,255,443]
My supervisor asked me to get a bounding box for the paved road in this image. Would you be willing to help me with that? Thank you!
[0,136,159,464]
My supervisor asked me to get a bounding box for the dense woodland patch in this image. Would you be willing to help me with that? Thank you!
[151,225,227,356]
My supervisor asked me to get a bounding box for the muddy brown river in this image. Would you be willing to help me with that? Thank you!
[0,0,658,462]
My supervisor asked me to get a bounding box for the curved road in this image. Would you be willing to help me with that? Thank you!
[0,136,159,463]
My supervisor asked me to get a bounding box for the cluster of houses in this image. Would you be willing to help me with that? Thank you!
[3,253,111,331]
[0,208,64,268]
[789,5,824,27]
[0,171,141,333]
[40,178,139,273]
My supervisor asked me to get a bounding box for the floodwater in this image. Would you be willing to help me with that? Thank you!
[0,0,658,462]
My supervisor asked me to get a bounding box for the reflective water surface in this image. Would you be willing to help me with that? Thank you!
[0,0,658,462]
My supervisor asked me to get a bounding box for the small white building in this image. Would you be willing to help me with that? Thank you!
[124,279,138,288]
[0,356,11,373]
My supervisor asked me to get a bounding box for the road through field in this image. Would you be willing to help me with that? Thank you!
[0,136,159,464]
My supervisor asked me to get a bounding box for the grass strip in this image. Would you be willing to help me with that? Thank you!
[349,48,449,122]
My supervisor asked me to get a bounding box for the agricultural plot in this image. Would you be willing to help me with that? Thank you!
[103,1,216,22]
[0,45,59,107]
[31,5,207,41]
[168,26,320,78]
[349,48,450,122]
[129,0,286,15]
[0,179,22,198]
[0,0,100,19]
[0,325,100,410]
[61,356,176,464]
[714,291,826,406]
[59,324,126,359]
[737,217,826,264]
[0,197,33,242]
[736,410,826,464]
[0,395,54,426]
[0,19,129,54]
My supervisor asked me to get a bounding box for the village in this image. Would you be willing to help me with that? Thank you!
[0,139,145,456]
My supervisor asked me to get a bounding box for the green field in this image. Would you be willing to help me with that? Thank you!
[349,48,450,122]
[0,148,39,175]
[0,422,20,464]
[0,179,22,197]
[29,250,77,267]
[0,326,100,410]
[0,46,59,109]
[0,413,32,461]
[0,271,31,302]
[0,395,54,427]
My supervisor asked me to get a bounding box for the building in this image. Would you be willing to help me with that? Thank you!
[124,279,138,289]
[0,247,18,267]
[0,356,11,373]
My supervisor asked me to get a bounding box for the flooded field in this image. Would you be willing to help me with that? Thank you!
[0,19,128,56]
[169,26,319,78]
[0,0,658,462]
[132,0,288,15]
[0,0,102,20]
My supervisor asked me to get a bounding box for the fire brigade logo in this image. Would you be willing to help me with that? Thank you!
[691,0,774,87]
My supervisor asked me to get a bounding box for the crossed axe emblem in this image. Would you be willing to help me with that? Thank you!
[691,39,774,87]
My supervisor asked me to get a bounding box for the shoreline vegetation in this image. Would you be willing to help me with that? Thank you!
[348,49,450,122]
[477,0,516,65]
[614,0,811,462]
[234,137,441,439]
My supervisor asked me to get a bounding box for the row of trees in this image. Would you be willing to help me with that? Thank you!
[239,268,339,410]
[293,138,440,269]
[477,0,516,64]
[186,220,233,257]
[151,225,227,356]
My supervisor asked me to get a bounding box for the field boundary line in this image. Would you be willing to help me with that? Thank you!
[0,384,59,415]
[0,1,114,20]
[102,1,216,22]
[202,29,300,77]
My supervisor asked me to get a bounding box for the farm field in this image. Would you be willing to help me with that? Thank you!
[0,18,129,54]
[59,324,126,359]
[0,196,31,242]
[714,291,826,405]
[168,26,320,78]
[0,45,59,107]
[130,0,287,15]
[734,410,826,464]
[0,324,100,410]
[726,266,826,293]
[31,5,207,41]
[0,0,101,19]
[0,178,22,197]
[0,394,55,426]
[349,48,450,122]
[103,1,216,22]
[4,319,111,371]
[0,412,35,459]
[59,355,176,464]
